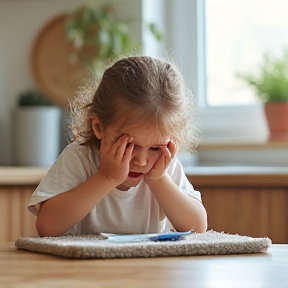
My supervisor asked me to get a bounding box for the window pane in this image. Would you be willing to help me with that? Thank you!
[206,0,288,106]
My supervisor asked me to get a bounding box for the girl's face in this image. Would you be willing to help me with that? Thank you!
[99,120,170,191]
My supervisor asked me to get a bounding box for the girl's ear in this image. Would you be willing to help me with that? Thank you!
[92,116,102,139]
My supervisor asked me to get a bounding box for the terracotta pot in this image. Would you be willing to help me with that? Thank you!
[264,102,288,141]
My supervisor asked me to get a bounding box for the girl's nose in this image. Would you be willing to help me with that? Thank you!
[132,150,147,166]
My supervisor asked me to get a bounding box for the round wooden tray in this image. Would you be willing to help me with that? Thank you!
[30,14,88,107]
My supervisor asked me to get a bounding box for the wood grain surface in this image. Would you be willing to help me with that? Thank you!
[0,243,287,288]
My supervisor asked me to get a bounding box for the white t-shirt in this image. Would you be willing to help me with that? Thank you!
[28,141,201,235]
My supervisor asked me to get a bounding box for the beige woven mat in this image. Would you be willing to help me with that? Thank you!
[15,230,271,259]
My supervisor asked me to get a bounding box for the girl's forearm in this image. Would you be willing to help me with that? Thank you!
[146,174,207,233]
[36,172,118,237]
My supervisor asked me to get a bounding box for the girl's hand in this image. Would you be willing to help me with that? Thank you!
[98,134,134,185]
[144,141,177,182]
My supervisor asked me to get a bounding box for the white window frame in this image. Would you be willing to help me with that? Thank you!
[142,0,269,143]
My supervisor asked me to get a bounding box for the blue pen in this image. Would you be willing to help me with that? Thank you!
[106,230,193,243]
[149,230,193,242]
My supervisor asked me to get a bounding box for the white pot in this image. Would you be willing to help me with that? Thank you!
[13,106,62,166]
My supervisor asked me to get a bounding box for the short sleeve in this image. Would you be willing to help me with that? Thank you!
[27,142,98,215]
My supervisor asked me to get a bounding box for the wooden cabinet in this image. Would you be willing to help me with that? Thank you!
[1,166,288,244]
[187,172,288,244]
[0,185,38,242]
[0,167,47,242]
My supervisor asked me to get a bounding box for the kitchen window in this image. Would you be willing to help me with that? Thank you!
[142,0,288,142]
[142,0,288,166]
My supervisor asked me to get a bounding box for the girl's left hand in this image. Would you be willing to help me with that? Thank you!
[144,141,177,182]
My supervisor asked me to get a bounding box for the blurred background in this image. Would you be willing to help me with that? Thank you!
[1,0,288,166]
[0,0,143,166]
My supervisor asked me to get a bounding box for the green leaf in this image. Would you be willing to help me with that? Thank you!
[149,23,162,41]
[64,1,162,78]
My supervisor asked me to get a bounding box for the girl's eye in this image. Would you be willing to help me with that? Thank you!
[150,147,161,151]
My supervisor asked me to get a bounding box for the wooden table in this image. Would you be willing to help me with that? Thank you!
[0,243,287,288]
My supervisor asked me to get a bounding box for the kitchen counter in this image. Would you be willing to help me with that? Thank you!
[0,166,48,185]
[1,165,288,186]
[185,165,288,187]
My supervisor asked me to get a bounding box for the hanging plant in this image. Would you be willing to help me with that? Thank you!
[65,1,161,79]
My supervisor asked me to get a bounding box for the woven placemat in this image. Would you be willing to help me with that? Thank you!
[15,230,271,259]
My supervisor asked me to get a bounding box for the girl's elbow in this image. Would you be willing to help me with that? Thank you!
[195,220,208,233]
[36,217,48,237]
[36,217,59,237]
[194,210,208,233]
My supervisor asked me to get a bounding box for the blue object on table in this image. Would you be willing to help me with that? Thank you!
[149,230,193,242]
[106,230,193,243]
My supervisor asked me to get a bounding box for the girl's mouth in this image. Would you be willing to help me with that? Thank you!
[128,172,143,178]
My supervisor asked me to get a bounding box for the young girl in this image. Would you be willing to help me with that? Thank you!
[28,56,207,237]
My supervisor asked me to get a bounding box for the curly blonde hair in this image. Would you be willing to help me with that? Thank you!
[68,55,201,153]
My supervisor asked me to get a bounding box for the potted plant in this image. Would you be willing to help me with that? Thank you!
[64,1,161,79]
[238,48,288,141]
[13,89,62,166]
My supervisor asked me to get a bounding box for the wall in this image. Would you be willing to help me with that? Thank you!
[0,0,142,165]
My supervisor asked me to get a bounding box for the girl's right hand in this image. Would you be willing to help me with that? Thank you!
[98,134,134,186]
